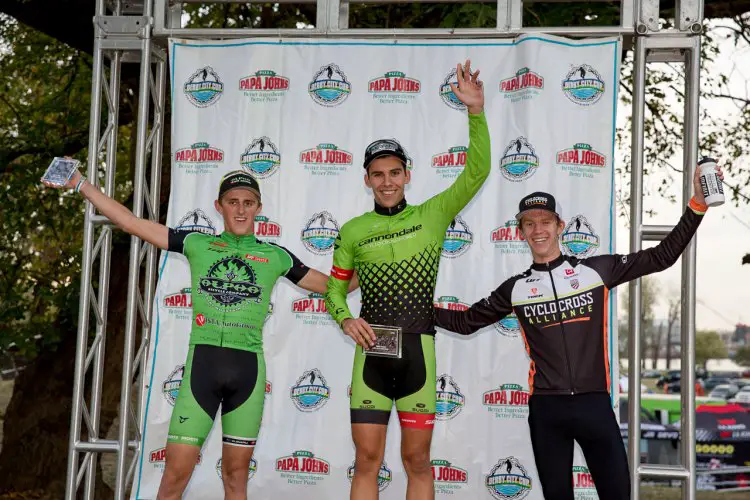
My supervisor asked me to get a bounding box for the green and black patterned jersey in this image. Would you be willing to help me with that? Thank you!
[325,112,491,334]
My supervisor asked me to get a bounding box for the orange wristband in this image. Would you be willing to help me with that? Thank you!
[688,197,708,215]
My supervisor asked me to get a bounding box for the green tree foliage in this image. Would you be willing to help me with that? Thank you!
[734,345,750,366]
[695,330,729,368]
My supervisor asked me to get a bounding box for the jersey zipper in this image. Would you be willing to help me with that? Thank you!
[546,263,575,394]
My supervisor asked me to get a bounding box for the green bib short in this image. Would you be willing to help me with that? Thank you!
[325,112,491,429]
[166,230,309,447]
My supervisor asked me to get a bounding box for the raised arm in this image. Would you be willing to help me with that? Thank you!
[586,164,723,288]
[424,60,491,222]
[42,167,169,250]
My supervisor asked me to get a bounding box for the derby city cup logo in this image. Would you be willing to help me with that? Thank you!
[491,219,528,255]
[436,374,465,420]
[184,66,223,107]
[199,257,263,310]
[150,447,201,471]
[561,215,600,258]
[299,143,353,176]
[290,368,331,412]
[254,215,282,242]
[573,465,597,500]
[483,383,530,420]
[162,364,184,406]
[439,68,466,110]
[442,216,473,258]
[301,211,339,255]
[308,63,351,106]
[494,313,521,337]
[432,459,468,494]
[347,460,393,492]
[562,64,605,106]
[499,67,544,102]
[434,296,469,312]
[239,69,290,102]
[556,143,607,179]
[241,136,281,179]
[369,71,421,104]
[174,142,224,174]
[500,137,539,182]
[176,209,216,235]
[276,450,330,486]
[486,457,533,500]
[432,145,467,179]
[164,287,192,321]
[216,457,257,482]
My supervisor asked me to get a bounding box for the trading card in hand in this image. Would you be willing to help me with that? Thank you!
[42,157,80,187]
[364,325,402,358]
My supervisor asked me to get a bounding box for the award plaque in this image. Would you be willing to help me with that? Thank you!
[42,157,80,186]
[364,325,402,358]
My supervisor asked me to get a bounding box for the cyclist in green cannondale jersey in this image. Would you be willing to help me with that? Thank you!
[44,169,352,500]
[325,60,490,500]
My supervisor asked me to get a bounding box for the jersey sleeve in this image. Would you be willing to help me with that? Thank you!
[272,244,311,284]
[585,200,707,289]
[434,279,514,335]
[168,228,202,257]
[421,111,491,224]
[325,225,356,325]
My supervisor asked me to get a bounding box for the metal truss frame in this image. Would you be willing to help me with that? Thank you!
[64,0,706,499]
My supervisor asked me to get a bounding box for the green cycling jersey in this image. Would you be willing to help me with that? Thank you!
[325,112,491,333]
[168,230,309,352]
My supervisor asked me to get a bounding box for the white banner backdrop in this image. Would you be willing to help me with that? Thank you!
[133,35,622,500]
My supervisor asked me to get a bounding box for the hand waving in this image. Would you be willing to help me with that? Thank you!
[449,59,484,115]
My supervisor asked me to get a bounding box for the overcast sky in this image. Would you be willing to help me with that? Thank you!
[614,22,750,332]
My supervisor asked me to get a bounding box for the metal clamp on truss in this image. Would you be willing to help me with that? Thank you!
[637,0,704,34]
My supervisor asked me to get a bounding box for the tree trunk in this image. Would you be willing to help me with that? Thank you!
[651,322,664,370]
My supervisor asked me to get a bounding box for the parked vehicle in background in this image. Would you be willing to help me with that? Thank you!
[703,377,732,392]
[732,378,750,389]
[656,370,681,388]
[708,384,740,400]
[730,386,750,404]
[642,370,661,379]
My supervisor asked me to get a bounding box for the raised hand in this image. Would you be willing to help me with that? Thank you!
[692,163,724,206]
[449,59,484,115]
[40,157,83,190]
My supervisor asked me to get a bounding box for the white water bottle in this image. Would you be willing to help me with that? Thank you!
[697,157,724,207]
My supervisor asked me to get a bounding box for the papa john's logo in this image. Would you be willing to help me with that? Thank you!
[442,216,473,258]
[290,369,331,412]
[432,459,468,493]
[562,64,605,106]
[308,64,351,107]
[434,296,469,312]
[239,70,289,102]
[436,375,465,420]
[495,313,521,337]
[439,68,466,110]
[432,146,467,179]
[347,460,393,492]
[573,465,597,499]
[184,66,223,107]
[150,447,201,471]
[254,215,281,241]
[301,211,339,255]
[499,67,544,102]
[483,383,530,420]
[174,142,223,174]
[500,137,539,182]
[276,451,329,485]
[241,136,281,179]
[176,209,216,235]
[292,292,328,315]
[216,457,257,482]
[199,257,262,310]
[491,219,528,254]
[369,71,421,104]
[300,143,353,176]
[162,364,184,406]
[164,288,191,309]
[561,215,600,258]
[556,143,607,179]
[486,457,533,499]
